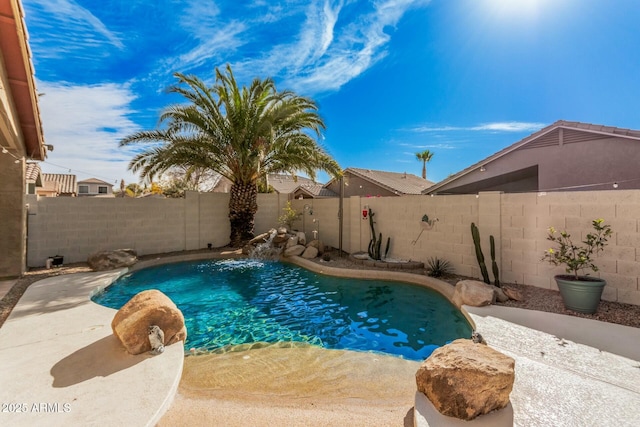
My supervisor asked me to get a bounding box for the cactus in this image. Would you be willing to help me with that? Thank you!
[367,208,391,260]
[490,235,500,287]
[471,222,490,284]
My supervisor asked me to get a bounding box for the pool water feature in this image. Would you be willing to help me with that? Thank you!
[93,259,472,361]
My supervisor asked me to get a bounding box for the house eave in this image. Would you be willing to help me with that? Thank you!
[0,0,45,160]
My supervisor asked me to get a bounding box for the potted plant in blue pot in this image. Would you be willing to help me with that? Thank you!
[541,219,613,314]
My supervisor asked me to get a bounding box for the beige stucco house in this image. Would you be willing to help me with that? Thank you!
[77,177,114,197]
[0,0,46,277]
[426,120,640,195]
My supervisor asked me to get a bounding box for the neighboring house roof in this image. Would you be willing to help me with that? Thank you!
[425,120,640,194]
[25,162,42,185]
[78,178,113,186]
[292,184,338,198]
[42,173,77,195]
[210,174,321,194]
[338,168,434,195]
[268,174,317,194]
[0,0,45,160]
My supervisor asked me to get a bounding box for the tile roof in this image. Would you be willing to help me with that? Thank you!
[292,184,338,198]
[25,163,41,182]
[268,174,318,194]
[425,120,640,194]
[346,168,434,195]
[42,173,77,195]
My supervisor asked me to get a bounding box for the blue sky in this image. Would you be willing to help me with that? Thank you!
[24,0,640,185]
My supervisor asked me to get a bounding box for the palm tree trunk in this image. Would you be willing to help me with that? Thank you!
[229,181,258,247]
[422,162,426,180]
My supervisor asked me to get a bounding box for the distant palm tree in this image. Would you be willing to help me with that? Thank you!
[120,65,341,246]
[416,150,434,180]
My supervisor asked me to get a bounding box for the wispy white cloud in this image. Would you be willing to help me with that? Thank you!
[222,0,430,94]
[410,121,547,133]
[287,0,431,93]
[25,0,124,61]
[398,142,458,150]
[37,81,141,182]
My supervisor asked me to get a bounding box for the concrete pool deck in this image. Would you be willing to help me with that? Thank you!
[0,257,639,426]
[0,270,183,427]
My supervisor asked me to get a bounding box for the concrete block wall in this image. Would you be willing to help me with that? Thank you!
[27,192,282,267]
[27,196,187,265]
[23,189,640,305]
[501,190,640,305]
[341,195,480,278]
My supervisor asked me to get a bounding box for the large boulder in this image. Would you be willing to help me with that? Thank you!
[301,246,319,259]
[306,239,324,255]
[286,235,299,248]
[416,339,515,421]
[283,245,306,257]
[88,249,138,271]
[111,290,187,355]
[452,280,496,307]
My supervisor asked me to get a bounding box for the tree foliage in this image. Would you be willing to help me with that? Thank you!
[120,65,341,246]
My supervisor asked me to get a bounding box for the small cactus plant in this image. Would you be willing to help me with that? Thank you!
[471,222,491,284]
[368,208,390,260]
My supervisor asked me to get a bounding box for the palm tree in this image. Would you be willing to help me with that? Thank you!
[415,150,434,180]
[120,65,341,247]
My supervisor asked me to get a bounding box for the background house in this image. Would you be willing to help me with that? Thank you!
[25,162,42,194]
[325,168,434,198]
[0,0,46,277]
[77,178,114,197]
[212,173,323,197]
[427,120,640,195]
[291,184,338,199]
[39,173,77,197]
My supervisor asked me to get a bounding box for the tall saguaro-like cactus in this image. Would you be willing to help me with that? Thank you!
[470,222,491,284]
[490,235,500,287]
[368,208,390,260]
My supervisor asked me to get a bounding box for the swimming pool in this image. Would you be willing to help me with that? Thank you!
[93,259,472,361]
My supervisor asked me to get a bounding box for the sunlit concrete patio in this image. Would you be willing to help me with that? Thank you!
[0,260,638,426]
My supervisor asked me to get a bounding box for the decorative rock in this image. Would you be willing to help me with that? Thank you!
[87,249,138,271]
[272,233,289,245]
[277,226,288,235]
[415,339,515,421]
[307,239,324,255]
[452,280,496,308]
[111,290,187,355]
[286,235,299,248]
[351,251,370,260]
[503,287,523,301]
[301,246,319,259]
[283,244,306,257]
[296,231,307,246]
[494,287,509,303]
[249,231,272,245]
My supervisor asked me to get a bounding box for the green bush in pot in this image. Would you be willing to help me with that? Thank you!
[541,219,613,314]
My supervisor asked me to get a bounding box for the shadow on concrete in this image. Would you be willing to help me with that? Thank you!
[404,407,415,426]
[51,335,150,387]
[414,391,514,427]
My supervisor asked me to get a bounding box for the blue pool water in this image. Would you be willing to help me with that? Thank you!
[93,259,472,360]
